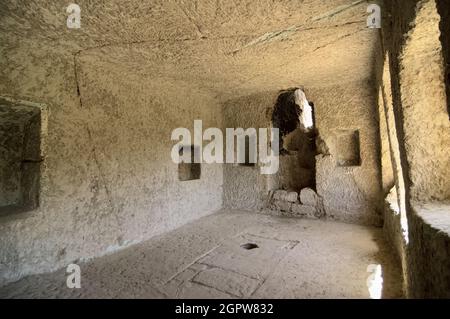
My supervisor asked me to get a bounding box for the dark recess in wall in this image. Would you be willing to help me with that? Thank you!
[271,89,317,191]
[0,99,41,216]
[271,88,301,153]
[336,130,361,167]
[178,145,201,181]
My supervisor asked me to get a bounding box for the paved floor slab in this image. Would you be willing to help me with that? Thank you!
[0,210,403,299]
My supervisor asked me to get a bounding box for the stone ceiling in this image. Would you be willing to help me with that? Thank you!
[1,0,381,101]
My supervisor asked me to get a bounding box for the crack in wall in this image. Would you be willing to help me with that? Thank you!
[230,0,368,54]
[270,27,366,82]
[85,126,115,214]
[311,0,367,22]
[73,53,83,109]
[69,35,242,59]
[230,20,365,55]
[173,2,205,39]
[312,27,365,52]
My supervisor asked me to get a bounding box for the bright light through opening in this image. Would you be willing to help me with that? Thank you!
[294,89,314,130]
[387,187,409,245]
[367,264,383,299]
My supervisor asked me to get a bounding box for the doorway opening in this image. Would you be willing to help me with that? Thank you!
[271,88,317,192]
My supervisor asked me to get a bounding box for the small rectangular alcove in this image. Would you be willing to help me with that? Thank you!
[178,145,201,181]
[0,98,44,217]
[336,129,361,167]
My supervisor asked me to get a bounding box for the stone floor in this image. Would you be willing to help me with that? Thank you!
[0,210,403,299]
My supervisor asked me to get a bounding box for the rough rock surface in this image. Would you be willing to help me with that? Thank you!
[223,80,385,227]
[382,0,450,298]
[310,81,383,226]
[0,0,395,289]
[0,211,403,299]
[291,204,318,219]
[286,192,299,203]
[300,188,318,206]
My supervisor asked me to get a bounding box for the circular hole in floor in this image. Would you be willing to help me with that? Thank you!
[241,243,259,250]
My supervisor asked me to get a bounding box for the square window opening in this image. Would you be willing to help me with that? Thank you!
[0,98,43,216]
[178,145,201,181]
[336,130,361,167]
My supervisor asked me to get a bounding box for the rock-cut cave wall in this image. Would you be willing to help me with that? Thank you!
[0,47,224,287]
[222,82,383,226]
[382,0,450,298]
